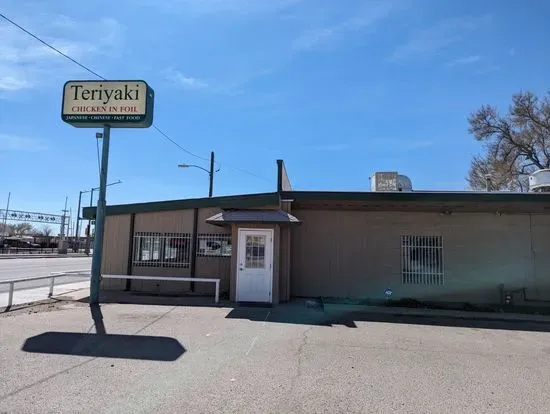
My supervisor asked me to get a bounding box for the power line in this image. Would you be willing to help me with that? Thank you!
[0,12,106,80]
[152,125,211,163]
[0,12,268,183]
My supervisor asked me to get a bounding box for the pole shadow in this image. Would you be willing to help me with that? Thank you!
[21,304,185,361]
[21,332,185,361]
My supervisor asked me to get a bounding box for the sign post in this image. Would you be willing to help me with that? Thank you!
[62,80,154,304]
[89,125,110,304]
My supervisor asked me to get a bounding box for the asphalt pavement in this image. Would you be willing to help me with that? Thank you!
[0,257,91,293]
[1,299,550,413]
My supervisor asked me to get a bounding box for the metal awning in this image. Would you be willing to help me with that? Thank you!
[205,210,300,226]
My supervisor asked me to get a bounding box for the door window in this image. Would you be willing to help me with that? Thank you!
[245,235,266,269]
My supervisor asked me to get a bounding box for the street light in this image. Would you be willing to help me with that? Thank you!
[178,151,218,197]
[75,180,122,254]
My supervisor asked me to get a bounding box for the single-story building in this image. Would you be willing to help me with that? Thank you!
[83,160,550,306]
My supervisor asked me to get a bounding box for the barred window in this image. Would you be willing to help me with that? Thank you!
[163,233,192,267]
[133,232,162,266]
[133,232,191,267]
[401,235,444,285]
[197,234,231,257]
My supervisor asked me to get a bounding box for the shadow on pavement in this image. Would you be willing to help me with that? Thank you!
[226,306,358,328]
[21,304,185,361]
[21,331,186,361]
[346,312,550,333]
[227,305,550,332]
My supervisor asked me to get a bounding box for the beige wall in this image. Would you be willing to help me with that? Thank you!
[101,207,232,295]
[291,210,550,304]
[100,214,131,290]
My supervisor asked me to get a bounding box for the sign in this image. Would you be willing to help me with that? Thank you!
[384,288,393,298]
[61,80,154,128]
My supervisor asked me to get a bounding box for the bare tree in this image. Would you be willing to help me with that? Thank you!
[467,91,550,191]
[40,225,53,237]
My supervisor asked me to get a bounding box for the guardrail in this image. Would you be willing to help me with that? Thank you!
[102,274,220,303]
[0,247,57,255]
[1,269,90,308]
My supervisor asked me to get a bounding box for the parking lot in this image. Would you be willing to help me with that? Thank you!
[1,299,550,413]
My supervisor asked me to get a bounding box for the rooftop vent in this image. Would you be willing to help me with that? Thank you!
[370,172,413,192]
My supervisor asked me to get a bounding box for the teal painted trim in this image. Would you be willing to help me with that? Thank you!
[82,192,280,219]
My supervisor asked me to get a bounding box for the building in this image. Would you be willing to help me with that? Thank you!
[82,160,550,306]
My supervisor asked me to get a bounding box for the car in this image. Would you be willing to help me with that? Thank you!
[1,238,41,248]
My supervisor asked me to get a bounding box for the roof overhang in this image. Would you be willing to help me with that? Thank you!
[206,209,300,226]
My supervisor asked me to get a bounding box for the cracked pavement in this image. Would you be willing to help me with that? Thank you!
[1,300,550,413]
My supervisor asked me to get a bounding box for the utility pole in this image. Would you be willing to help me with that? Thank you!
[90,127,111,304]
[75,191,83,238]
[84,188,94,255]
[59,196,69,254]
[177,151,216,198]
[2,192,10,236]
[209,151,214,198]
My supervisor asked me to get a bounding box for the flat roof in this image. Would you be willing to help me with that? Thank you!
[282,190,550,204]
[82,190,550,219]
[82,192,280,219]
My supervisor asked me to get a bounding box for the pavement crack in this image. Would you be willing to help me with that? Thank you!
[283,325,313,411]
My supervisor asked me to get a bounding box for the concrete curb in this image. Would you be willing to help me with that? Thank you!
[323,303,550,323]
[0,254,90,259]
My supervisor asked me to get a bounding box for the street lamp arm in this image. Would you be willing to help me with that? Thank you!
[178,164,211,174]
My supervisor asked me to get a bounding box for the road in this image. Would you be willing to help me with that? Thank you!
[1,301,550,413]
[0,257,91,293]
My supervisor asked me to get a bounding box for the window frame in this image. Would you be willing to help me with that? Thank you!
[401,235,444,285]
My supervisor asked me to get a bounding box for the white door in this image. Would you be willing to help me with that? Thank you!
[236,228,274,303]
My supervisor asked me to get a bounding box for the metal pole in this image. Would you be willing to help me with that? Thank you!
[209,151,214,198]
[90,125,111,304]
[58,196,68,254]
[2,192,10,235]
[75,191,83,238]
[84,189,94,255]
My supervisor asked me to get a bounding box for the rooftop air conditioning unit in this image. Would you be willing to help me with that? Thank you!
[528,169,550,192]
[371,172,413,192]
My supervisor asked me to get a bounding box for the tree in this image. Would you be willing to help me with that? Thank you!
[12,222,34,236]
[40,225,53,237]
[467,91,550,191]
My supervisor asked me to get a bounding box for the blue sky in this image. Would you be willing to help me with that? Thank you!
[1,0,549,219]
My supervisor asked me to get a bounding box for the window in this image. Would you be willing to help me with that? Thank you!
[197,234,231,257]
[163,233,191,268]
[245,234,266,269]
[133,232,191,267]
[133,232,162,266]
[401,235,444,285]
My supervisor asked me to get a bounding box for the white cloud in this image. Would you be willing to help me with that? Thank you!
[0,15,123,93]
[0,133,47,151]
[162,68,208,89]
[292,1,398,51]
[391,15,490,61]
[447,55,481,67]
